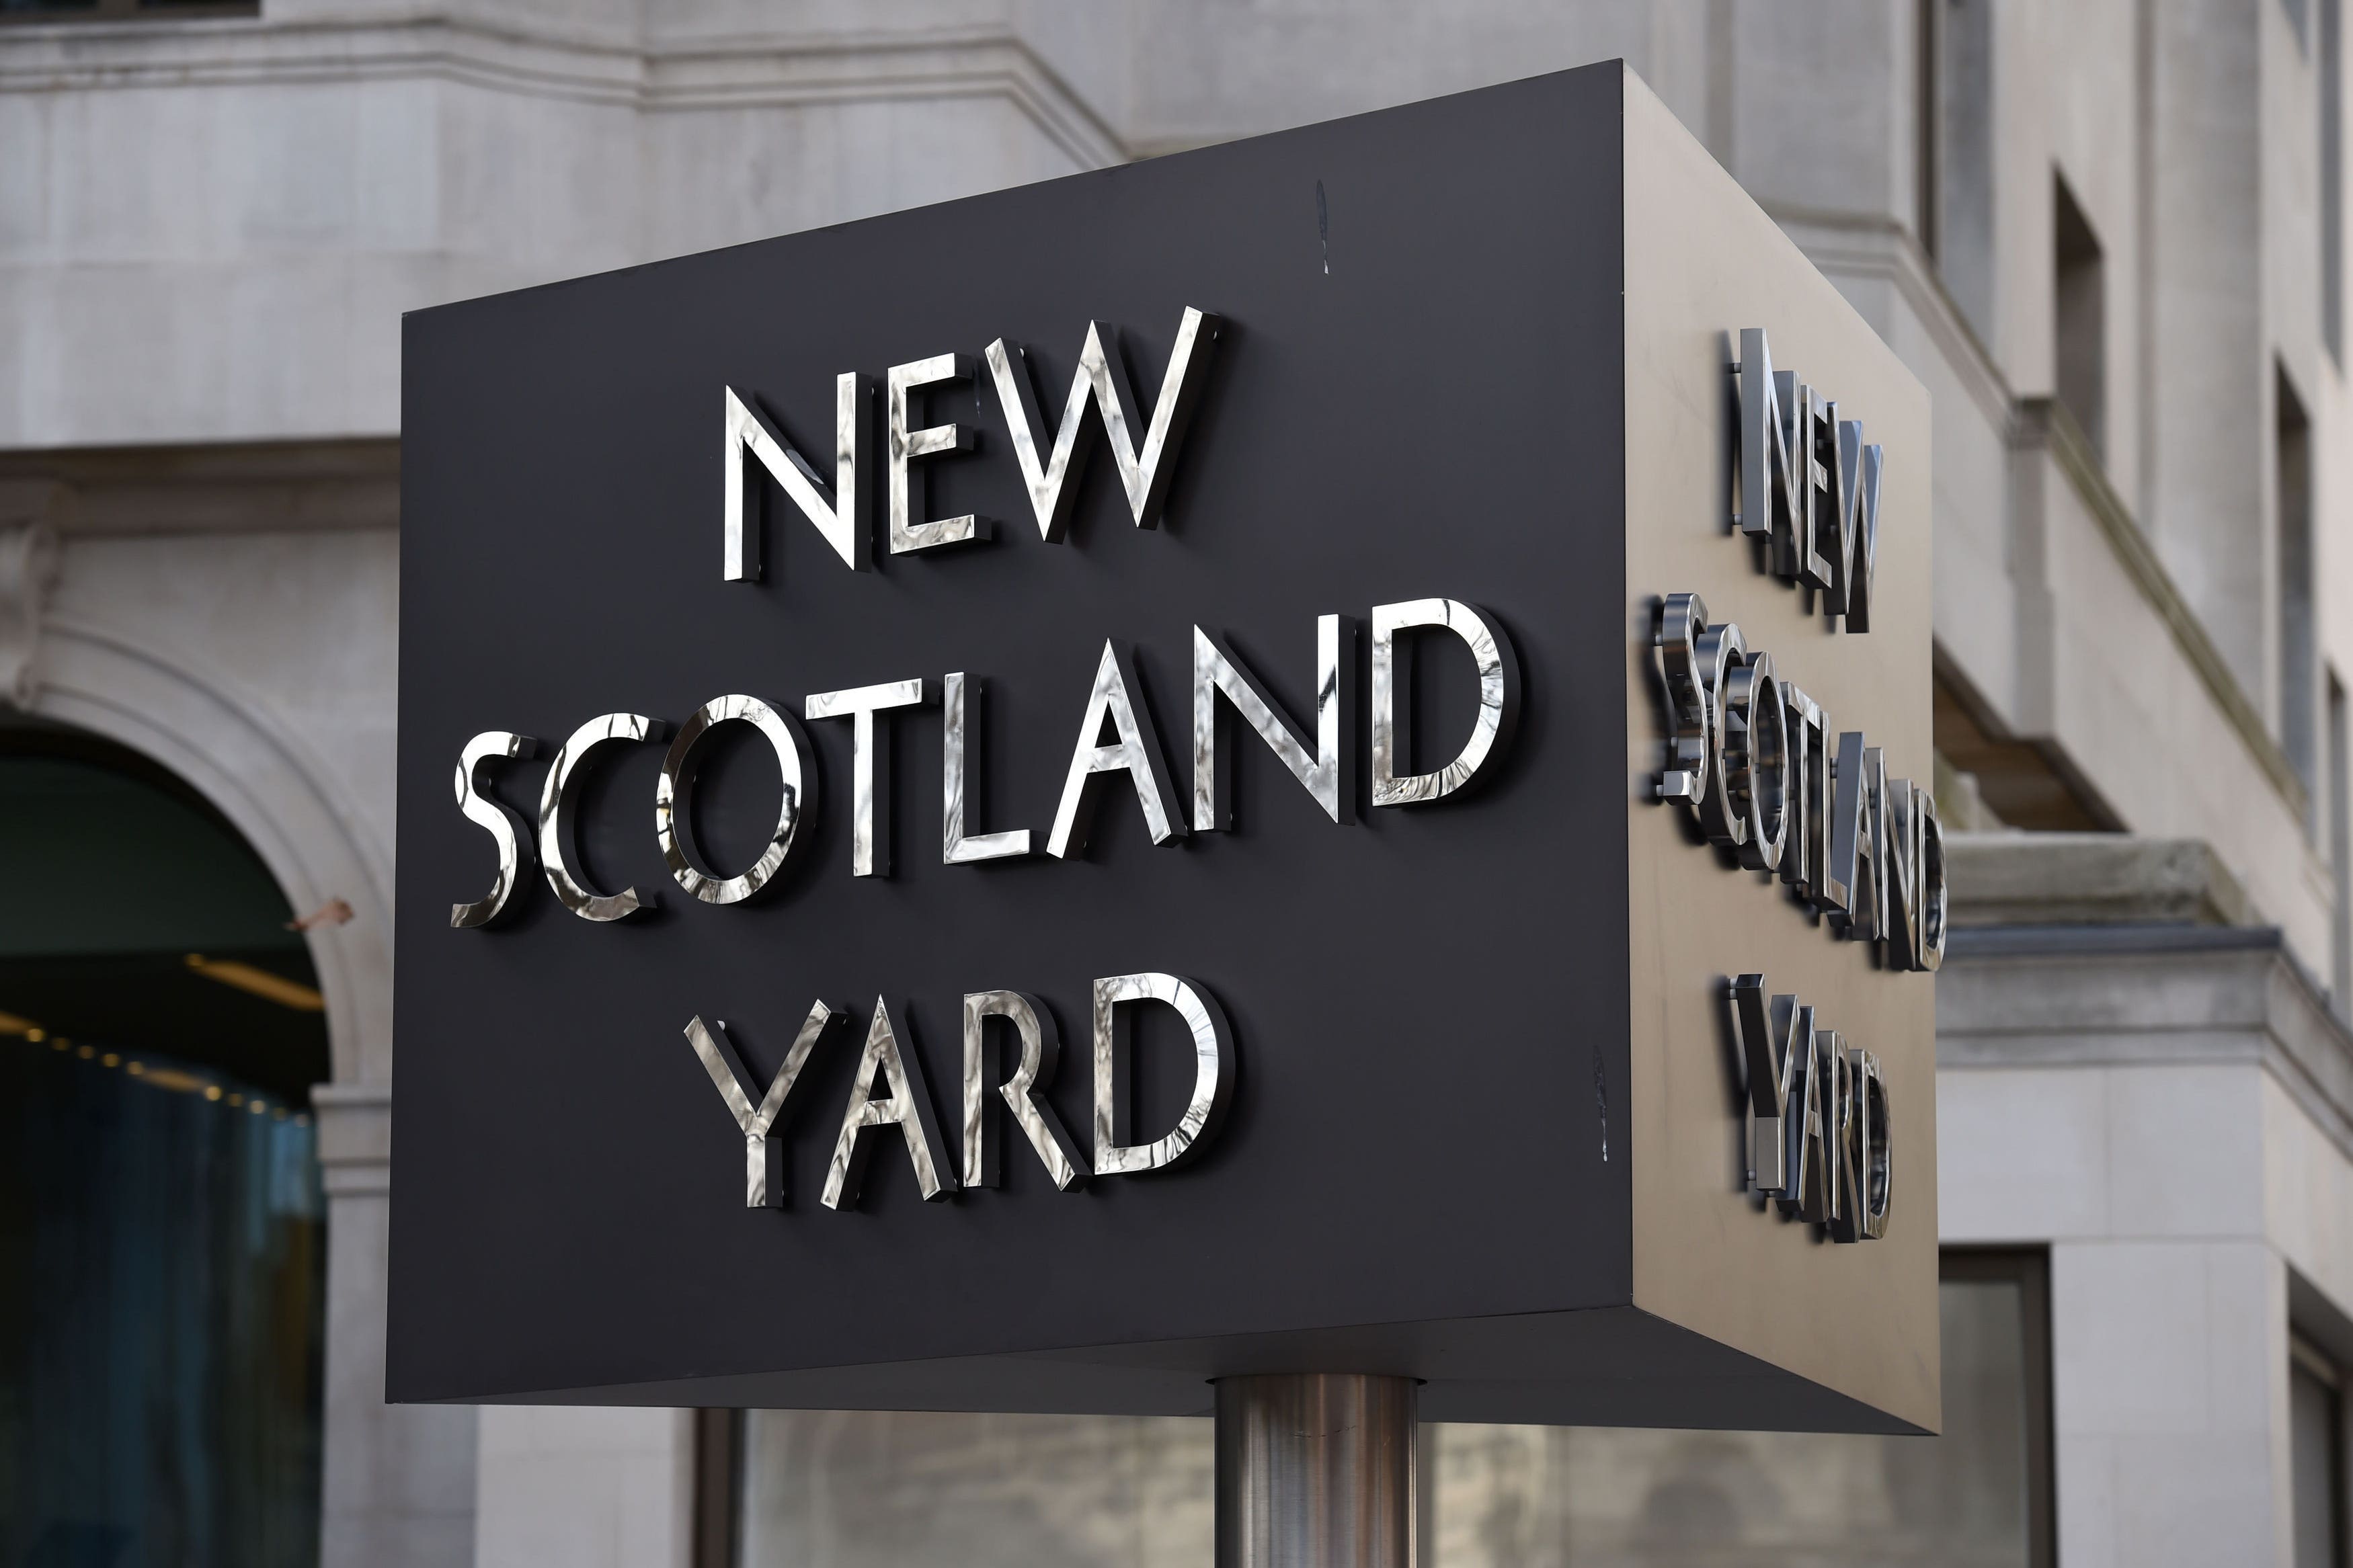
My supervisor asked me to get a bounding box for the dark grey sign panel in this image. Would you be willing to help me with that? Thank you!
[390,62,1938,1432]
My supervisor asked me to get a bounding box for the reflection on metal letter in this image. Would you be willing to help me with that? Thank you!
[1047,641,1187,858]
[887,355,987,553]
[539,712,670,921]
[1843,434,1884,632]
[943,672,1031,863]
[724,378,869,581]
[655,695,815,904]
[1092,973,1234,1175]
[1915,786,1947,972]
[986,307,1220,540]
[1726,651,1787,871]
[451,730,538,927]
[822,999,956,1209]
[1370,599,1519,806]
[1729,977,1800,1192]
[1857,1051,1891,1238]
[805,680,928,878]
[961,991,1087,1191]
[686,1007,840,1207]
[1192,617,1353,829]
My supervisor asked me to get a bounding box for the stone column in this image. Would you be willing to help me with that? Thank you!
[315,1082,481,1568]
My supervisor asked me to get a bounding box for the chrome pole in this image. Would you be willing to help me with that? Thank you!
[1213,1374,1419,1568]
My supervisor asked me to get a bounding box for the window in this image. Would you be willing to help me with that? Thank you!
[2292,1336,2348,1568]
[2053,175,2107,458]
[2283,366,2318,804]
[1920,0,1997,345]
[721,1251,2055,1568]
[0,0,257,22]
[2327,0,2344,364]
[2331,671,2350,1016]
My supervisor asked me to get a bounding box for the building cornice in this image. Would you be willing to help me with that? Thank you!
[0,13,1127,171]
[1941,925,2353,1167]
[0,438,399,536]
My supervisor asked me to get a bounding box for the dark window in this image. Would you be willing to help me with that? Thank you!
[2330,671,2350,1017]
[2327,0,2344,363]
[2283,366,2318,807]
[2292,1336,2348,1568]
[1921,0,1996,345]
[0,0,257,21]
[2053,175,2107,458]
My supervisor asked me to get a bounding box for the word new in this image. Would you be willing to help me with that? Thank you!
[684,975,1231,1212]
[449,600,1517,925]
[1732,327,1884,632]
[1728,975,1892,1240]
[723,307,1218,581]
[1654,591,1947,971]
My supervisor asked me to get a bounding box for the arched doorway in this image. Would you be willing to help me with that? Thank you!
[0,712,328,1567]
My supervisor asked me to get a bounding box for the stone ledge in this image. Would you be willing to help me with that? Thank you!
[0,439,399,536]
[1942,927,2353,1174]
[1947,831,2254,928]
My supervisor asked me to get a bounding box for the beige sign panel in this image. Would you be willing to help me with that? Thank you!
[1624,74,1940,1434]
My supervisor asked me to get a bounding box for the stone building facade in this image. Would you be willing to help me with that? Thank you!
[1,3,2348,1566]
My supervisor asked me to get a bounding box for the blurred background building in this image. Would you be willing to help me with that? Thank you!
[0,2,2346,1565]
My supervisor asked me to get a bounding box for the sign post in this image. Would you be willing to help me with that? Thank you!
[1215,1375,1417,1568]
[391,60,1942,1554]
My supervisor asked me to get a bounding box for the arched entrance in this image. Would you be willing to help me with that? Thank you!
[0,713,329,1567]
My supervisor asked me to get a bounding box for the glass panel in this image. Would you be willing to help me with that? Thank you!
[0,1036,323,1568]
[1436,1278,2030,1567]
[0,1,100,12]
[2291,1358,2342,1568]
[738,1411,1209,1568]
[737,1277,2037,1568]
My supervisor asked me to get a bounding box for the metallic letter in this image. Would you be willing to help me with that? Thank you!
[1092,973,1234,1175]
[1370,599,1519,806]
[1692,622,1751,847]
[1775,1006,1823,1221]
[539,712,670,921]
[961,991,1086,1191]
[1047,641,1187,857]
[887,354,987,553]
[1193,617,1354,829]
[1730,977,1803,1193]
[1735,329,1807,579]
[1916,786,1948,972]
[1792,387,1835,590]
[1656,593,1713,808]
[1825,1044,1864,1241]
[1726,651,1788,871]
[451,731,537,927]
[655,695,815,904]
[685,1007,841,1207]
[1842,433,1884,632]
[943,671,1031,864]
[986,307,1220,540]
[1829,739,1888,943]
[723,377,869,581]
[1856,1050,1892,1238]
[822,999,956,1209]
[1882,775,1923,967]
[1797,1027,1843,1226]
[805,679,928,877]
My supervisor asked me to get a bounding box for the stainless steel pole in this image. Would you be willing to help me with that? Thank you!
[1213,1374,1419,1568]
